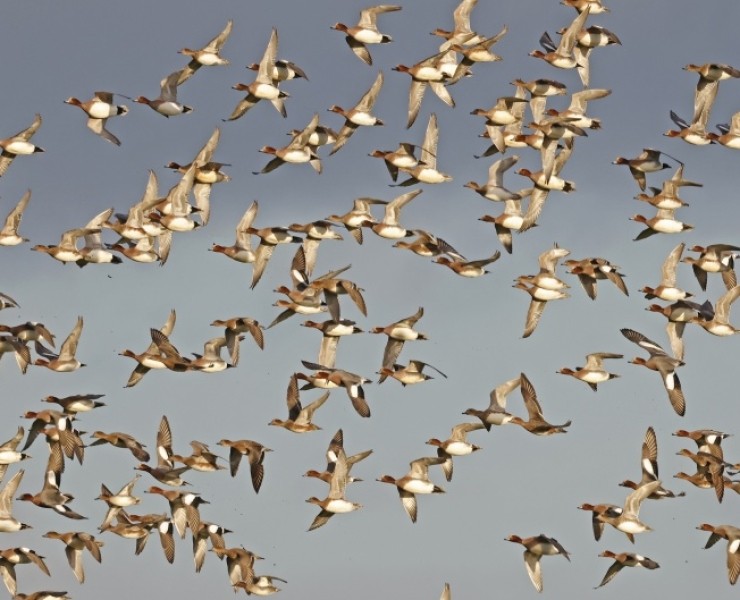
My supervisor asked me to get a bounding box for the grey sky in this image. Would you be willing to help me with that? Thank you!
[2,0,740,598]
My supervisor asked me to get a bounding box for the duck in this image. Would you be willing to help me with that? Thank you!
[290,223,343,279]
[641,243,693,301]
[682,243,740,291]
[376,456,446,523]
[663,110,713,146]
[297,360,372,418]
[246,226,302,289]
[332,5,401,65]
[0,547,50,596]
[371,306,427,378]
[563,257,628,299]
[393,229,464,260]
[0,336,30,374]
[19,410,69,453]
[675,449,725,503]
[621,328,686,416]
[369,142,421,182]
[304,429,371,484]
[326,197,388,244]
[475,87,530,157]
[631,209,693,241]
[577,503,623,541]
[695,523,740,584]
[595,480,662,543]
[306,447,361,531]
[464,155,522,202]
[149,165,200,234]
[233,570,287,596]
[217,439,271,493]
[595,551,660,588]
[211,200,259,265]
[0,320,54,349]
[96,474,142,530]
[192,521,231,572]
[211,546,263,586]
[0,114,44,177]
[511,78,567,124]
[433,251,501,277]
[12,593,70,600]
[463,375,521,429]
[634,164,699,211]
[329,71,384,155]
[226,28,287,120]
[505,534,570,593]
[269,374,328,433]
[393,49,455,128]
[426,422,485,481]
[510,373,571,435]
[17,444,86,520]
[76,208,122,267]
[707,111,740,148]
[562,0,609,12]
[0,292,19,311]
[34,316,85,373]
[247,59,308,83]
[166,128,228,226]
[514,279,569,338]
[471,96,527,128]
[477,192,531,255]
[0,470,30,533]
[446,25,508,84]
[210,315,264,365]
[378,359,447,386]
[557,352,622,391]
[171,440,226,472]
[646,298,712,360]
[255,113,322,174]
[301,319,362,369]
[529,6,590,69]
[691,285,740,335]
[545,88,611,129]
[530,118,587,184]
[176,20,233,84]
[0,190,30,246]
[618,426,686,499]
[134,71,192,117]
[566,26,621,86]
[189,337,233,373]
[64,91,128,145]
[683,63,740,134]
[518,142,576,230]
[431,0,482,49]
[613,148,676,191]
[393,113,452,185]
[523,245,570,291]
[364,189,423,240]
[89,431,150,462]
[119,309,178,387]
[145,486,208,539]
[43,393,104,414]
[134,415,191,488]
[674,429,731,455]
[99,513,151,556]
[102,170,158,241]
[268,298,327,329]
[31,228,93,264]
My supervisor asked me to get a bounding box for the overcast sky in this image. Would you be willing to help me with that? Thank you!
[2,1,740,598]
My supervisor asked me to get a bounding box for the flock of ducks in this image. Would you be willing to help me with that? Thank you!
[0,0,739,598]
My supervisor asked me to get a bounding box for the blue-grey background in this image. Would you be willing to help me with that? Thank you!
[1,0,740,597]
